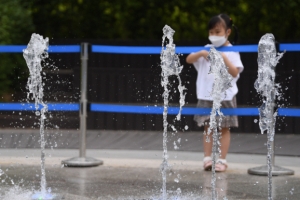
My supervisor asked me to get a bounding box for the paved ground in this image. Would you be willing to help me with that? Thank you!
[0,129,299,199]
[0,129,299,156]
[0,149,299,200]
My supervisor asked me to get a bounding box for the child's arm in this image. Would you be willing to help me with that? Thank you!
[221,53,239,77]
[186,50,209,64]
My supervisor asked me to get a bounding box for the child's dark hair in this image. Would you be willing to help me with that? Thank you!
[208,13,239,44]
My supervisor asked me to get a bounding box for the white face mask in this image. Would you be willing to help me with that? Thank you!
[208,35,227,47]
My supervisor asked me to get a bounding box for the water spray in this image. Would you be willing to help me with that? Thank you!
[23,33,56,200]
[206,47,233,199]
[160,25,186,200]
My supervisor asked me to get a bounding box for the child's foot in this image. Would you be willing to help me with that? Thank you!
[203,156,212,171]
[215,159,228,172]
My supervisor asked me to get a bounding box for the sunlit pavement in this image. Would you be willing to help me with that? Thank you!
[0,149,299,200]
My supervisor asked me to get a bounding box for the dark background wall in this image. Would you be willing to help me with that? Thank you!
[1,40,299,133]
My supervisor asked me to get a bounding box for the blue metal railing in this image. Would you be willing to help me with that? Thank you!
[0,103,299,117]
[279,44,300,52]
[1,43,299,54]
[91,44,259,54]
[91,43,300,54]
[0,103,79,111]
[0,45,80,53]
[89,103,300,117]
[90,103,259,116]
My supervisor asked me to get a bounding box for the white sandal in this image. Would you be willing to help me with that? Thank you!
[215,159,228,172]
[203,156,212,171]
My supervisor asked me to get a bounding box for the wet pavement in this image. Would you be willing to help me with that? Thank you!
[0,149,299,200]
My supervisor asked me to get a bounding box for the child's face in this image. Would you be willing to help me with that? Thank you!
[209,23,231,38]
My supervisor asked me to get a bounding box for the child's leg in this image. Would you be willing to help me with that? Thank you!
[203,125,213,157]
[219,127,231,159]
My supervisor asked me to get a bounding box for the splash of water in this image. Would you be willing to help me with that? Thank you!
[0,186,32,200]
[160,25,186,200]
[254,33,284,200]
[23,33,49,198]
[0,168,18,187]
[206,47,233,200]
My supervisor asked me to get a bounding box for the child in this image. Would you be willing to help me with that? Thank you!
[186,14,244,172]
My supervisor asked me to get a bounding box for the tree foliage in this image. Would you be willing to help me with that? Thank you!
[29,0,300,42]
[0,0,34,98]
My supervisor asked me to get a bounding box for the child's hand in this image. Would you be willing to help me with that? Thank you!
[221,52,239,77]
[186,50,209,64]
[200,50,209,60]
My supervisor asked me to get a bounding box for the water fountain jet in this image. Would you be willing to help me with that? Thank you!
[23,33,61,200]
[247,33,294,200]
[206,47,233,200]
[160,25,186,200]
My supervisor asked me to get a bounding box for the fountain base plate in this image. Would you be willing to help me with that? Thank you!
[248,165,294,176]
[61,157,103,167]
